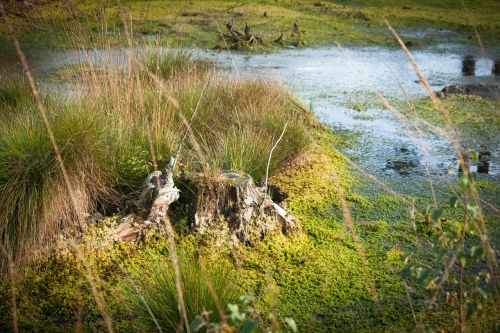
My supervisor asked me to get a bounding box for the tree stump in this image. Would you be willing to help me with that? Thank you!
[114,162,298,244]
[188,171,298,245]
[116,157,180,242]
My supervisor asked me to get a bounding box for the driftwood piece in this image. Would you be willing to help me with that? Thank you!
[221,21,266,49]
[217,19,304,49]
[146,157,180,223]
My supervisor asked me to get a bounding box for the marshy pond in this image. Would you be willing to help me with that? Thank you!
[198,45,499,179]
[27,42,500,195]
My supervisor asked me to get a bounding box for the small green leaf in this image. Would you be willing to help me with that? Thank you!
[448,195,458,208]
[470,149,478,162]
[467,204,479,219]
[401,266,412,278]
[239,319,258,333]
[459,173,469,189]
[284,317,298,332]
[470,172,477,183]
[460,255,468,268]
[228,303,244,323]
[469,246,483,259]
[416,267,430,281]
[465,300,478,319]
[239,294,254,304]
[476,287,489,299]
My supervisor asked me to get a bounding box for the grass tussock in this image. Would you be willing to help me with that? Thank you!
[143,48,212,79]
[123,251,240,332]
[0,96,116,260]
[0,48,311,263]
[0,75,32,108]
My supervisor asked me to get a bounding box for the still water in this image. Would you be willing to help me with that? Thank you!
[196,45,499,181]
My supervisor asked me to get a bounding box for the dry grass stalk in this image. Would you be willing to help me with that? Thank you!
[335,41,453,214]
[459,0,498,99]
[384,19,500,303]
[116,5,190,330]
[0,242,18,333]
[113,258,164,333]
[163,221,191,333]
[329,164,380,302]
[71,242,115,333]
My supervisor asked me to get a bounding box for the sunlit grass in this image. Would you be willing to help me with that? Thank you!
[0,48,310,262]
[123,251,240,332]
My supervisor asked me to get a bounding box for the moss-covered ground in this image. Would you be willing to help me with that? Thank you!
[397,93,500,244]
[3,117,497,331]
[1,0,500,50]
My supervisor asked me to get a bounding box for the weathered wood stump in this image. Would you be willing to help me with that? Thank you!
[114,160,298,244]
[116,157,180,242]
[189,171,298,244]
[219,20,268,49]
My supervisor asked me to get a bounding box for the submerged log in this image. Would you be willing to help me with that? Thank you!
[438,84,499,99]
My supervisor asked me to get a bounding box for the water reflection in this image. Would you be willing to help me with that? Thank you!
[462,55,476,76]
[10,44,498,179]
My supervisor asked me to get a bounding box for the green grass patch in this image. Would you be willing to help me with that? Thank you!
[399,94,500,147]
[2,0,499,51]
[123,250,240,332]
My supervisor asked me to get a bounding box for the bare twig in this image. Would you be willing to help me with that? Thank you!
[264,121,288,194]
[174,77,211,167]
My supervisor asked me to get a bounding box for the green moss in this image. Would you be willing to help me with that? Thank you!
[0,242,132,332]
[399,95,500,148]
[222,127,422,331]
